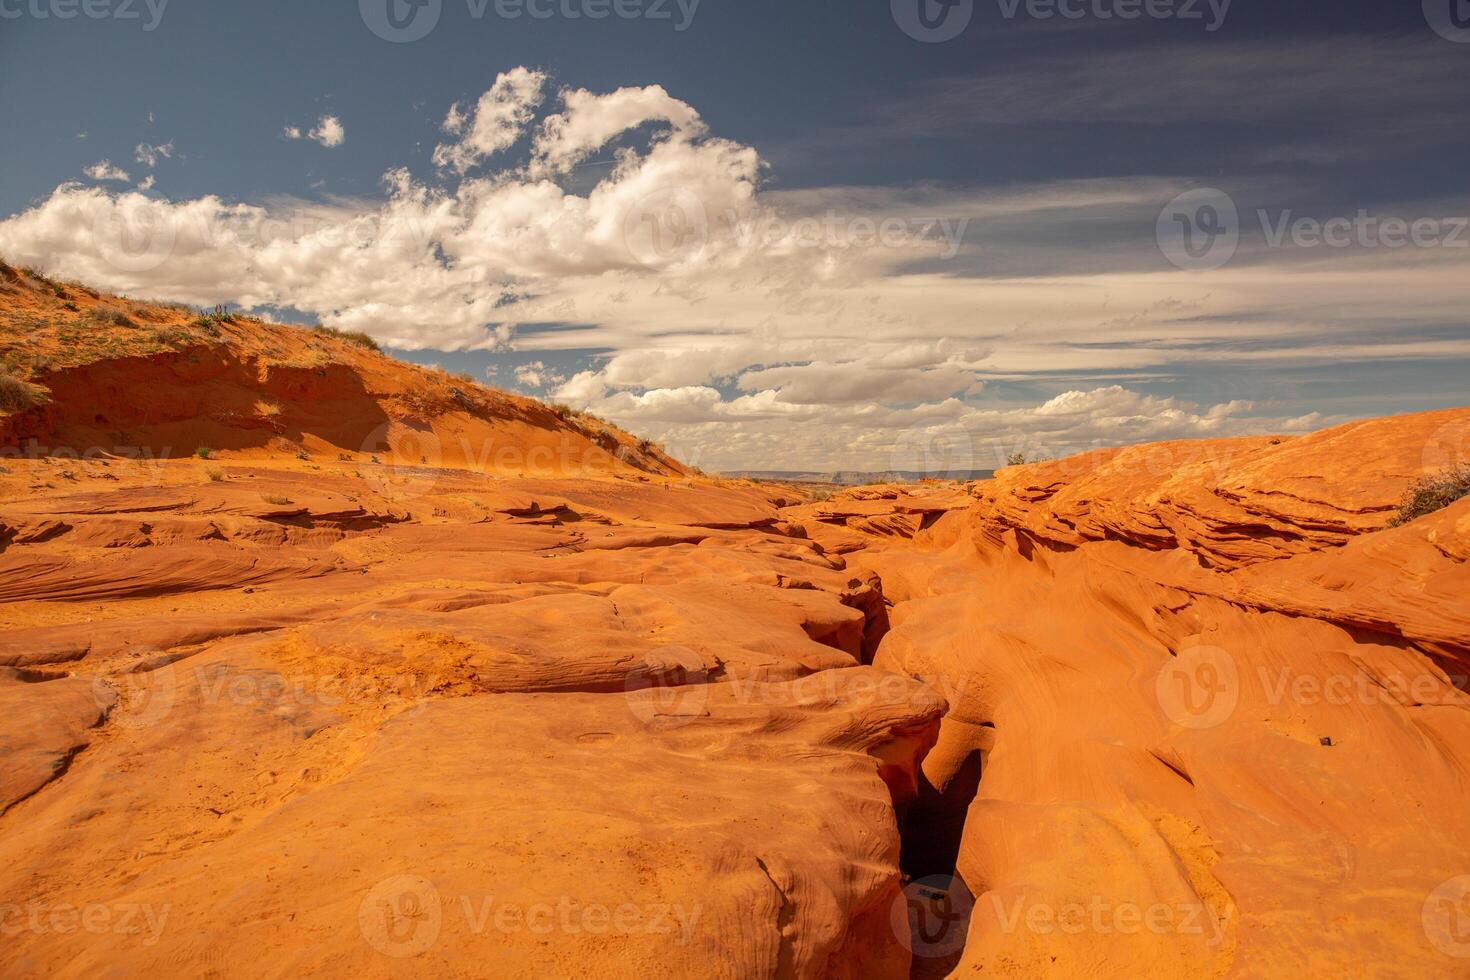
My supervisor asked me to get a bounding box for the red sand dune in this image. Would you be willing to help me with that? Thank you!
[1,271,1468,977]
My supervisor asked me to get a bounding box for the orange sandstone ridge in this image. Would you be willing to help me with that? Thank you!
[1,269,1468,978]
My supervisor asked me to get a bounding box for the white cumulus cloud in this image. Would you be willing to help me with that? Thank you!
[83,160,130,182]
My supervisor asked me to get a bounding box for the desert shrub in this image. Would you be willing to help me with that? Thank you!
[261,494,292,506]
[150,326,192,346]
[91,305,137,329]
[550,403,575,419]
[0,369,49,414]
[196,447,212,459]
[205,467,225,482]
[0,259,18,282]
[1388,466,1470,527]
[1006,452,1028,467]
[341,331,380,352]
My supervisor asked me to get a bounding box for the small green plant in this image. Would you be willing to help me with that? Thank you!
[1006,452,1028,467]
[193,305,234,333]
[196,447,212,459]
[1388,466,1470,527]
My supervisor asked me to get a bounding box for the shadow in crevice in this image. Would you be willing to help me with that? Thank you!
[900,741,983,880]
[894,719,989,978]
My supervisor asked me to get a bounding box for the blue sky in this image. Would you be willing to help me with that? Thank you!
[1,0,1467,471]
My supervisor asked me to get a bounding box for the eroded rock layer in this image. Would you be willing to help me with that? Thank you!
[858,407,1470,979]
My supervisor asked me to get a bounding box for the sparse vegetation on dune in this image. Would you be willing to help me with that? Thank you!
[90,305,137,329]
[309,323,382,353]
[1389,466,1470,527]
[0,267,682,476]
[0,366,49,415]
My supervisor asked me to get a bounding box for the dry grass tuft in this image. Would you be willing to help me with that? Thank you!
[0,367,49,415]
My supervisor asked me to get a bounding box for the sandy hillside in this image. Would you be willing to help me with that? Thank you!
[1,266,1468,978]
[0,261,681,478]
